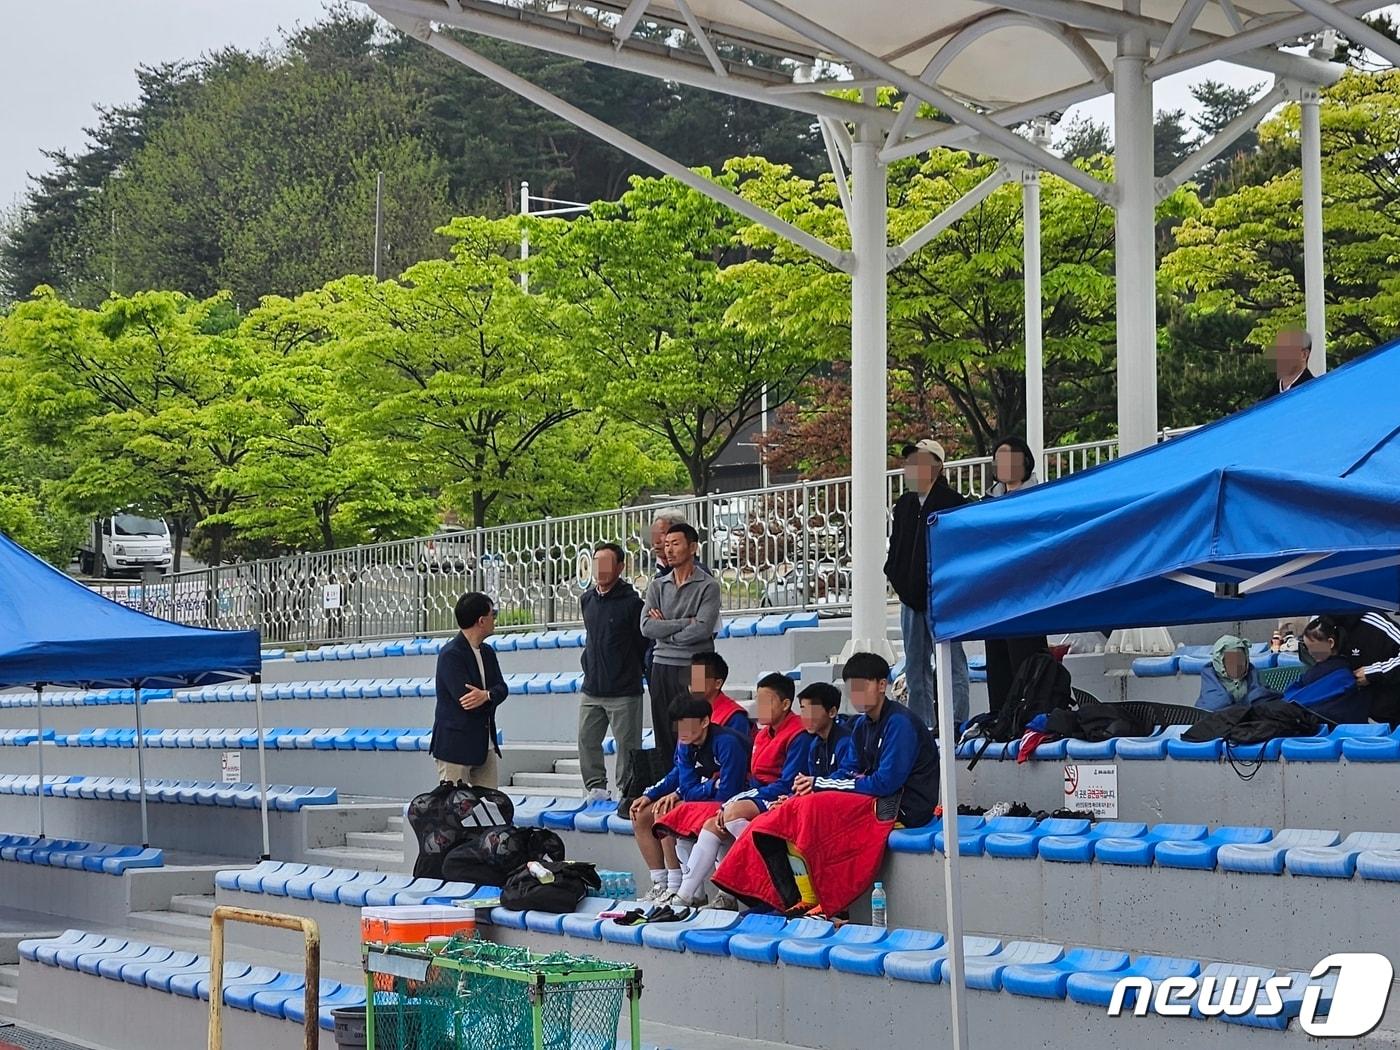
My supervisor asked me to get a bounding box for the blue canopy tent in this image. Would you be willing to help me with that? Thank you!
[920,340,1400,993]
[0,531,263,850]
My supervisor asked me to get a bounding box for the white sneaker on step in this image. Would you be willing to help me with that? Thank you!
[587,787,613,803]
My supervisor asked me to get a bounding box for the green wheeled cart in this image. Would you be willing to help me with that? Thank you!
[363,939,643,1050]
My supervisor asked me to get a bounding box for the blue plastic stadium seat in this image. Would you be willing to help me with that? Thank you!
[1282,723,1387,762]
[517,797,584,829]
[1066,954,1201,1008]
[984,818,1092,859]
[755,614,788,636]
[955,738,1018,761]
[1218,828,1340,875]
[881,936,1002,983]
[729,917,834,964]
[778,923,888,969]
[1188,962,1278,1020]
[679,911,774,956]
[1064,737,1119,760]
[1002,947,1130,999]
[1285,831,1400,878]
[1115,725,1187,760]
[1341,726,1400,762]
[950,940,1064,991]
[1131,655,1180,677]
[1154,826,1273,870]
[1038,822,1147,863]
[1095,823,1207,866]
[726,616,761,638]
[1165,734,1223,760]
[1356,849,1400,881]
[571,801,618,834]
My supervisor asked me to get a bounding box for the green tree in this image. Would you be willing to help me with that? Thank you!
[331,217,582,528]
[531,172,822,495]
[1160,70,1400,375]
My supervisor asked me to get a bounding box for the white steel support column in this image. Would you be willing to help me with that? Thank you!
[1299,87,1327,374]
[844,114,893,660]
[936,641,970,1050]
[520,180,531,293]
[1113,34,1159,454]
[1022,165,1045,469]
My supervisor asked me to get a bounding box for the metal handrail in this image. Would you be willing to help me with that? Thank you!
[208,906,320,1050]
[85,432,1174,645]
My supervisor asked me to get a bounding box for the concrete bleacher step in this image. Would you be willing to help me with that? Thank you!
[512,770,585,790]
[509,784,581,798]
[126,909,214,942]
[343,830,403,852]
[555,757,582,776]
[168,894,216,919]
[302,845,405,872]
[0,962,18,1006]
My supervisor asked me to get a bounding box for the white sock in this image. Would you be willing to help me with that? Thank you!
[667,868,683,892]
[675,838,694,871]
[726,817,750,841]
[649,868,667,889]
[678,829,724,901]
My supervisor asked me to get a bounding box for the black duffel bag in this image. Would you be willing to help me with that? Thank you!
[442,826,565,886]
[500,860,601,914]
[408,782,516,879]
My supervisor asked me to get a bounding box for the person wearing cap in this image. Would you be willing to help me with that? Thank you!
[884,437,970,731]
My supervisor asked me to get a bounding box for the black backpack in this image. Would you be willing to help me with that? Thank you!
[442,826,565,887]
[500,860,601,914]
[969,652,1072,768]
[408,782,516,879]
[616,747,672,819]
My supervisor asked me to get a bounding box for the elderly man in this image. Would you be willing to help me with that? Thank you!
[1261,327,1316,401]
[650,508,688,576]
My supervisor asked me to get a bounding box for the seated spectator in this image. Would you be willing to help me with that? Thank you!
[1196,635,1278,711]
[1283,617,1370,723]
[665,673,805,907]
[1337,612,1400,725]
[713,654,939,918]
[690,651,752,738]
[629,697,750,903]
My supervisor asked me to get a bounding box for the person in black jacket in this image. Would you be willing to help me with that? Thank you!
[1260,327,1315,402]
[1338,611,1400,725]
[577,542,648,802]
[430,592,508,787]
[885,438,969,730]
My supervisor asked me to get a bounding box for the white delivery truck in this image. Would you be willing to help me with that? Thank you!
[78,512,174,577]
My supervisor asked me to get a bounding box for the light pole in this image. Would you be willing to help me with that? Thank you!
[519,180,591,292]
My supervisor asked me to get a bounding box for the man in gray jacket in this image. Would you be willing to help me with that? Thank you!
[641,522,721,757]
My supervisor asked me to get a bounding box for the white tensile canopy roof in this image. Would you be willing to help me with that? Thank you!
[366,4,1393,1039]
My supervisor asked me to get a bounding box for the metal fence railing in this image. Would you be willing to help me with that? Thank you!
[89,434,1147,647]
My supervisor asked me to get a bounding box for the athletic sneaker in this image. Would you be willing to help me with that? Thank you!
[639,882,670,903]
[707,891,739,911]
[587,787,613,803]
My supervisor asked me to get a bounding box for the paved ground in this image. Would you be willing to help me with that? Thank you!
[0,1023,94,1050]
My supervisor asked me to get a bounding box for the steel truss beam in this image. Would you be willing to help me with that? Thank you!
[1156,79,1288,198]
[734,0,1115,201]
[886,166,1012,269]
[370,0,947,136]
[377,11,852,270]
[983,0,1350,82]
[1283,0,1400,67]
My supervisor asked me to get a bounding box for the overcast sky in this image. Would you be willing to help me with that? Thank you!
[0,1,1280,211]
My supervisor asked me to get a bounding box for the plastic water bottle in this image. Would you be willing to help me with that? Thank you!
[871,882,888,928]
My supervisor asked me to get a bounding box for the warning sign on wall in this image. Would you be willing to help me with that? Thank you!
[221,751,241,784]
[1063,763,1118,818]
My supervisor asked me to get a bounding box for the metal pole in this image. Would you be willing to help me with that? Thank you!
[134,683,149,847]
[1113,33,1159,455]
[373,170,385,280]
[844,101,893,660]
[34,683,46,839]
[760,385,771,490]
[936,640,969,1050]
[1021,165,1045,470]
[1300,88,1327,375]
[520,180,531,293]
[254,675,271,859]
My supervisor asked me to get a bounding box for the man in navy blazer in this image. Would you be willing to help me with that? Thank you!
[430,592,508,787]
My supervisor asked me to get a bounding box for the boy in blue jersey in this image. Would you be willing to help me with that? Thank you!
[630,696,750,902]
[809,652,940,827]
[713,654,939,916]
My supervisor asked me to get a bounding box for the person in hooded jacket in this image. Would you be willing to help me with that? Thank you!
[884,437,969,730]
[1196,635,1279,711]
[981,435,1051,717]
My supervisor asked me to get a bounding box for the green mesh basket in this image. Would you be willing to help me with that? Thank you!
[365,940,640,1050]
